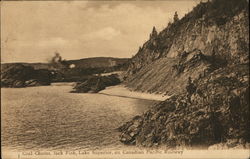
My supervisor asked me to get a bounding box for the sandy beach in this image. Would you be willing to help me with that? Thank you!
[100,85,170,101]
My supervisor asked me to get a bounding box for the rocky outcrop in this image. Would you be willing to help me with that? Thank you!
[119,64,249,148]
[125,49,221,95]
[1,64,51,88]
[119,0,249,149]
[71,74,121,93]
[124,0,249,95]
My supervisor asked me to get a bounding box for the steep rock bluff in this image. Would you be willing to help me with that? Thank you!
[119,0,249,148]
[124,0,249,95]
[119,64,249,148]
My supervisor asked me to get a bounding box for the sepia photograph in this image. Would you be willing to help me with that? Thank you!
[1,0,249,158]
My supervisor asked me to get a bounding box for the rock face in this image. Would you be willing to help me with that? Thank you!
[71,74,121,93]
[124,0,249,95]
[1,64,51,88]
[119,64,249,148]
[119,0,249,149]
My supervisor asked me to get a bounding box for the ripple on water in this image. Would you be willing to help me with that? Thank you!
[1,84,157,151]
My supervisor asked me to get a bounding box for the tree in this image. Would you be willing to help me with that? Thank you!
[138,46,142,52]
[167,21,172,27]
[150,26,158,38]
[173,11,179,23]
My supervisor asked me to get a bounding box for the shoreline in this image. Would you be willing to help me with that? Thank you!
[99,85,170,101]
[1,82,170,101]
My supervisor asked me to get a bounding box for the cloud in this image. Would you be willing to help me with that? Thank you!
[83,27,121,41]
[36,37,67,47]
[1,1,197,63]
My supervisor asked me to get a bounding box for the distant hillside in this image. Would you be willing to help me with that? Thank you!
[2,57,129,70]
[66,57,129,69]
[1,57,129,83]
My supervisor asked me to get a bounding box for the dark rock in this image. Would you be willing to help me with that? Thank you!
[1,64,52,88]
[118,64,249,148]
[71,74,121,93]
[25,80,42,87]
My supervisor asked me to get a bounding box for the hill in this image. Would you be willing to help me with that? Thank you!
[66,57,129,69]
[2,57,129,70]
[1,57,129,83]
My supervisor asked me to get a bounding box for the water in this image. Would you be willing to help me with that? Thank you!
[1,83,157,151]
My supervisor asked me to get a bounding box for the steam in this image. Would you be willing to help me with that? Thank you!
[69,64,76,69]
[49,52,66,70]
[51,52,62,64]
[48,51,77,69]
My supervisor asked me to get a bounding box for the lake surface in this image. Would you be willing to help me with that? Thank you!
[1,83,157,151]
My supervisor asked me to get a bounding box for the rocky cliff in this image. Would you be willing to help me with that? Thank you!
[119,63,249,148]
[124,0,249,95]
[119,0,249,149]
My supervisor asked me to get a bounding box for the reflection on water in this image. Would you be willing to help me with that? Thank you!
[1,84,157,151]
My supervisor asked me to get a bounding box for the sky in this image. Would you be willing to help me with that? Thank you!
[1,0,198,63]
